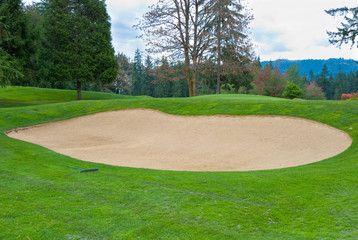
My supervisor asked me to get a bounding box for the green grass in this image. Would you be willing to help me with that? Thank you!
[0,86,146,108]
[1,86,358,239]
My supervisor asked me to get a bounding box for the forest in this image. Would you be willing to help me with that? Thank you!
[1,0,357,100]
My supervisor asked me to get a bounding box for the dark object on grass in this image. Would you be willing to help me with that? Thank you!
[55,163,98,173]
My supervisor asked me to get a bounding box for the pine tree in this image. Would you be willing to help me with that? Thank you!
[131,49,143,96]
[334,72,348,98]
[0,47,23,87]
[0,0,32,85]
[285,64,306,90]
[326,7,358,48]
[142,56,155,96]
[23,3,45,86]
[42,0,118,100]
[316,64,331,99]
[347,72,358,93]
[308,70,315,82]
[153,57,173,98]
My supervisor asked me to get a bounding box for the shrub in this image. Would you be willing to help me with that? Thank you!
[283,82,303,99]
[304,81,326,100]
[341,94,353,100]
[341,92,358,100]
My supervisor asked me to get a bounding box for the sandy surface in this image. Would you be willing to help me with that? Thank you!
[6,109,352,171]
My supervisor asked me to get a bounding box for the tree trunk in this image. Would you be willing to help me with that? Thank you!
[184,0,194,97]
[185,57,194,97]
[77,80,82,100]
[192,57,199,96]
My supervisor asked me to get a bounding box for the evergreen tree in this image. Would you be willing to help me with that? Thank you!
[334,72,348,99]
[316,64,331,99]
[23,3,45,86]
[41,0,118,100]
[172,79,188,97]
[327,75,336,100]
[0,0,32,85]
[326,7,358,48]
[282,82,303,99]
[347,72,358,93]
[308,70,316,82]
[0,47,23,87]
[171,61,189,97]
[153,57,173,98]
[285,64,306,90]
[131,49,143,95]
[142,55,155,96]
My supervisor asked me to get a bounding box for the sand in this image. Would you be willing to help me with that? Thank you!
[6,109,352,171]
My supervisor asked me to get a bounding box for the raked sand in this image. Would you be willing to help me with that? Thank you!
[6,109,352,171]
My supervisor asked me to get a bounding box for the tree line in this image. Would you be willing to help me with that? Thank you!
[254,62,358,100]
[1,0,356,100]
[117,47,358,101]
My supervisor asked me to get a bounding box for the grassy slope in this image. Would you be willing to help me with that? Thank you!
[0,86,145,108]
[1,87,358,239]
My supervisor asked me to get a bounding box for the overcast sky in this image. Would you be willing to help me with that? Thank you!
[24,0,357,61]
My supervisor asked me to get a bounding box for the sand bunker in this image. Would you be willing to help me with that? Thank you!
[6,109,352,171]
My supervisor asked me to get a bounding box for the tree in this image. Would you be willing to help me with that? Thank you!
[316,64,331,99]
[333,71,349,100]
[142,55,155,96]
[304,81,326,100]
[206,0,254,93]
[282,82,303,99]
[136,0,211,97]
[23,3,46,86]
[254,64,287,97]
[308,70,315,82]
[347,71,358,93]
[0,0,32,85]
[153,57,174,98]
[115,53,131,95]
[326,7,358,48]
[254,64,271,95]
[131,49,144,96]
[285,64,306,90]
[42,0,118,100]
[0,48,23,87]
[264,67,287,97]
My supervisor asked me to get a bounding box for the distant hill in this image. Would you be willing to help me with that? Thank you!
[261,58,358,77]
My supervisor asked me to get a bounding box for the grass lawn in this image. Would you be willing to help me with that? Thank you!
[0,87,358,239]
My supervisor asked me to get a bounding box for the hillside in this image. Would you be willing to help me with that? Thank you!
[262,58,358,77]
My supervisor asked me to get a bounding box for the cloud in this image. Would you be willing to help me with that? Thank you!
[247,0,358,60]
[252,28,291,56]
[23,0,358,60]
[107,0,156,58]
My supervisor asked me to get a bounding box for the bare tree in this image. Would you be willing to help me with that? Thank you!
[135,0,209,96]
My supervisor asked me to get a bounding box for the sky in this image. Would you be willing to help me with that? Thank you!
[24,0,357,61]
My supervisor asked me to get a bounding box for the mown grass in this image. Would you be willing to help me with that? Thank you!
[0,87,358,239]
[0,86,145,108]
